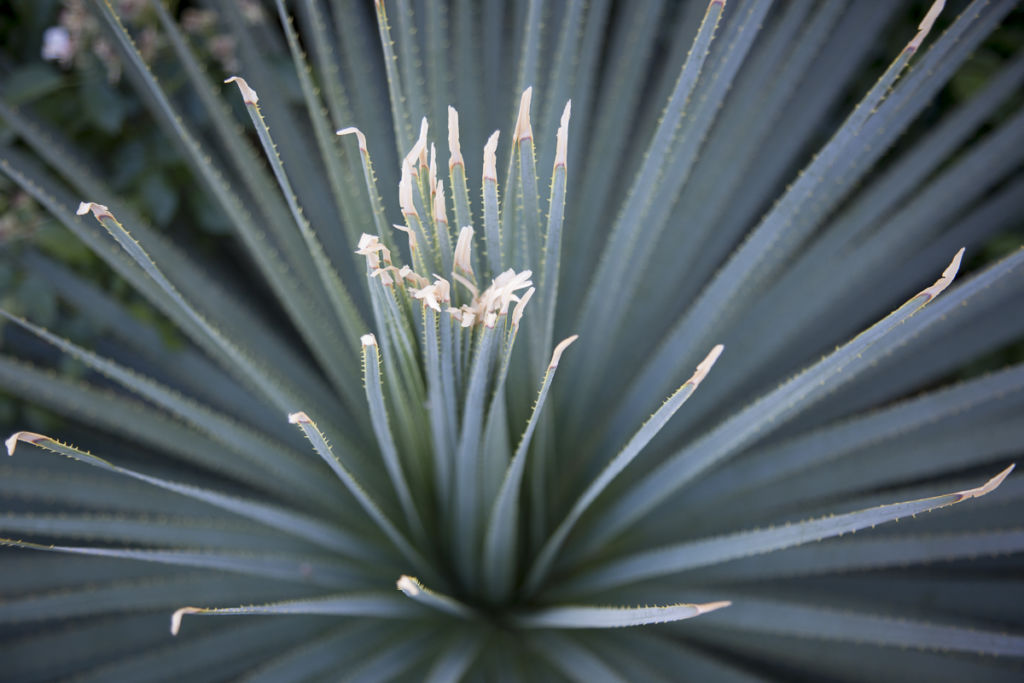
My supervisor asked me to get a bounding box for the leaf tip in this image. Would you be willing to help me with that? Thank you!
[170,606,201,636]
[288,411,311,424]
[514,87,534,141]
[483,131,500,181]
[396,574,421,596]
[361,333,378,347]
[959,463,1015,501]
[399,166,417,217]
[909,0,944,52]
[224,76,259,104]
[549,334,580,369]
[5,431,47,456]
[692,344,724,385]
[336,126,368,152]
[454,226,474,276]
[76,202,112,220]
[696,600,731,614]
[919,247,964,301]
[448,106,464,168]
[511,286,535,328]
[404,118,430,171]
[555,101,571,168]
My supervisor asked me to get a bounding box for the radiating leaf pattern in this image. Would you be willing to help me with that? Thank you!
[1,0,1022,679]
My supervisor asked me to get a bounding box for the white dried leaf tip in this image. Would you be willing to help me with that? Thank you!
[957,464,1014,502]
[453,226,475,276]
[514,87,533,141]
[695,600,731,615]
[224,76,259,104]
[170,607,201,636]
[483,131,500,181]
[691,344,724,385]
[336,126,367,152]
[548,335,579,369]
[404,118,429,172]
[5,431,47,456]
[361,334,378,347]
[555,101,571,168]
[396,575,421,596]
[288,411,311,424]
[511,287,535,328]
[919,247,964,300]
[910,0,944,52]
[76,202,113,220]
[447,106,464,168]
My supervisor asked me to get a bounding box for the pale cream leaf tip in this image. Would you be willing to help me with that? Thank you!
[288,411,311,424]
[361,333,378,347]
[394,222,418,250]
[170,607,201,636]
[396,575,420,596]
[76,202,113,220]
[696,600,731,615]
[447,106,463,166]
[429,143,438,190]
[514,87,534,141]
[511,287,535,328]
[692,344,724,384]
[224,76,259,104]
[399,166,417,217]
[555,101,571,167]
[5,431,48,456]
[920,247,964,300]
[453,226,474,276]
[960,464,1014,501]
[336,126,367,151]
[433,179,447,224]
[483,131,500,180]
[548,334,579,369]
[403,117,429,171]
[909,0,944,51]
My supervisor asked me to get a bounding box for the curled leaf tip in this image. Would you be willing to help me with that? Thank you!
[396,575,421,596]
[5,431,47,456]
[958,464,1014,501]
[76,202,113,220]
[224,76,259,104]
[404,118,430,171]
[483,131,500,181]
[170,606,201,636]
[453,226,475,276]
[692,344,724,385]
[549,334,580,369]
[361,333,378,347]
[287,411,312,424]
[919,247,964,300]
[514,87,534,141]
[511,287,535,328]
[394,223,418,251]
[336,126,367,152]
[909,0,944,52]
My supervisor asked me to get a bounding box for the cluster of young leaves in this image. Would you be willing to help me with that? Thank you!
[0,0,1022,680]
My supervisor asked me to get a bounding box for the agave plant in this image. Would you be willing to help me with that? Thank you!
[1,0,1023,679]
